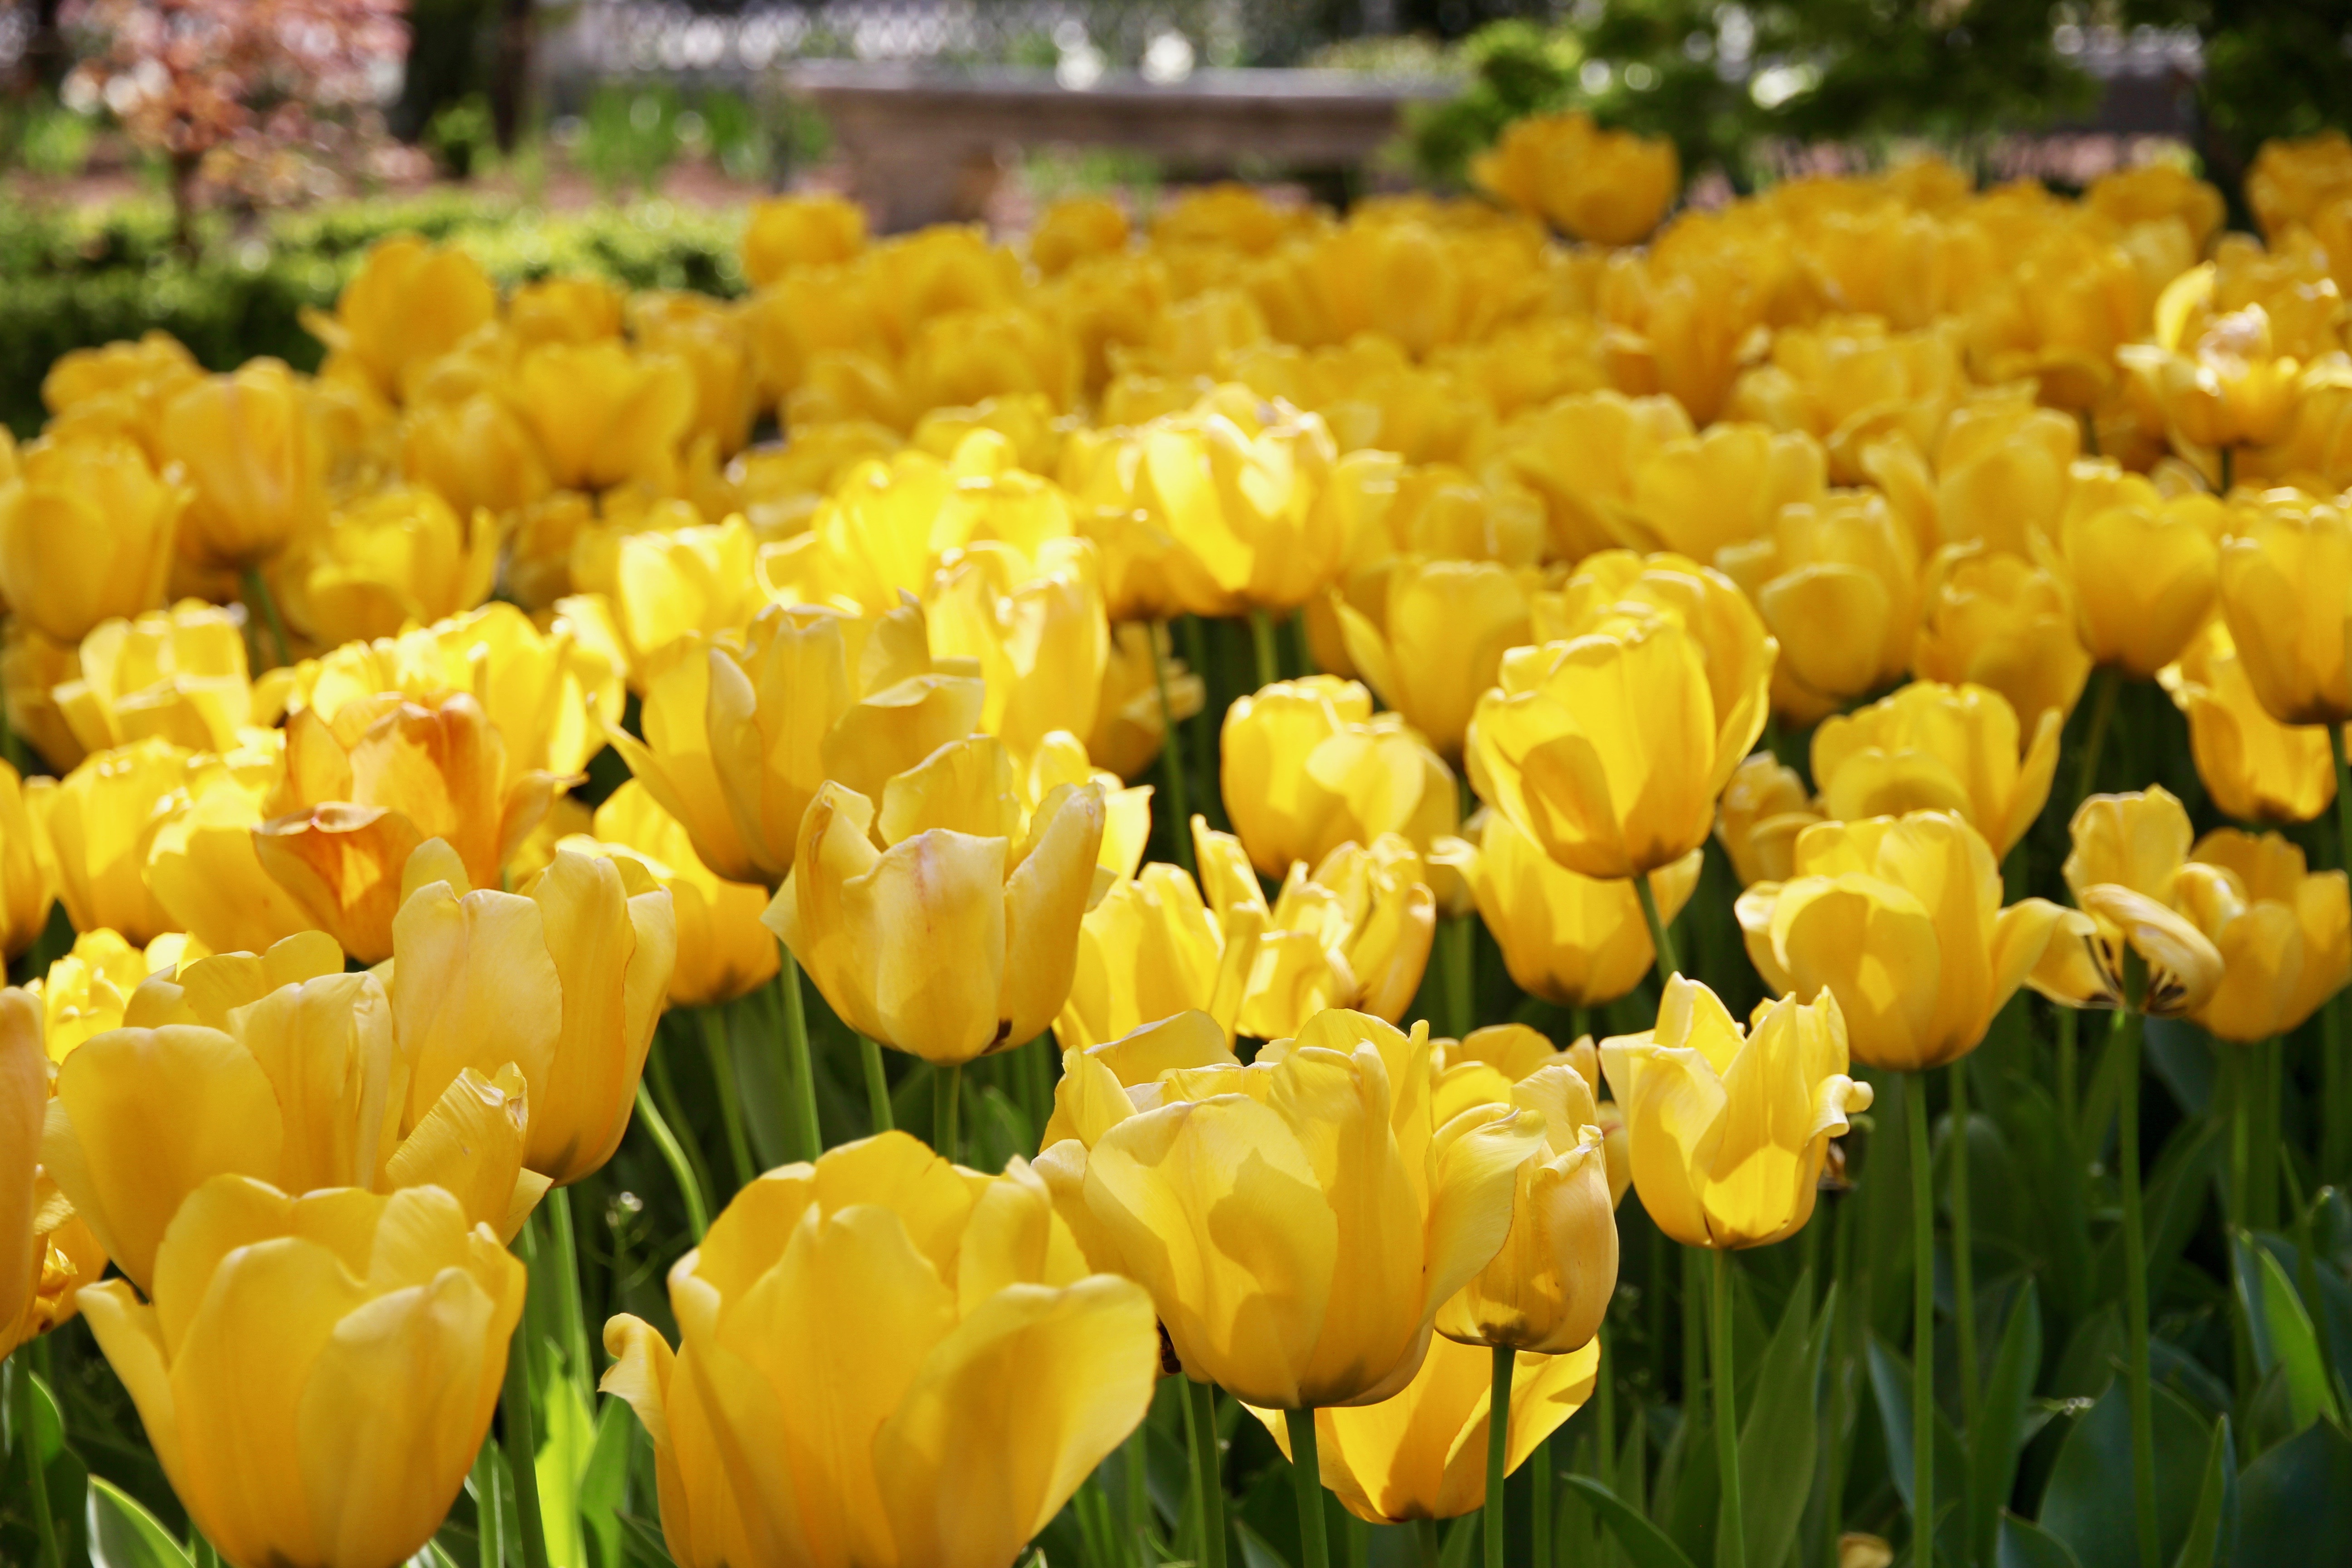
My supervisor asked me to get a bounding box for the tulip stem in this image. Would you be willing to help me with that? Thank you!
[1712,1249,1748,1568]
[1287,1405,1331,1568]
[1154,621,1196,877]
[2329,723,2352,1182]
[858,1034,894,1132]
[1443,915,1476,1039]
[2057,1006,2079,1139]
[500,1316,554,1568]
[546,1188,596,1413]
[936,1062,962,1161]
[2217,442,2234,495]
[1949,1058,1978,1425]
[633,1083,710,1240]
[2113,1007,2162,1568]
[472,1439,507,1568]
[1531,1432,1552,1568]
[240,566,291,668]
[1485,1345,1513,1568]
[1634,871,1680,982]
[1906,1073,1935,1568]
[2073,666,2121,808]
[777,954,822,1161]
[10,1350,63,1568]
[1250,608,1281,690]
[1192,1380,1230,1568]
[696,1007,756,1192]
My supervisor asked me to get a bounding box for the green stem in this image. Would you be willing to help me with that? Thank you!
[2330,723,2352,1185]
[1485,1344,1513,1568]
[2073,665,2122,809]
[1634,871,1680,982]
[936,1061,962,1161]
[2057,1006,2079,1139]
[1289,1405,1331,1568]
[1532,1431,1552,1568]
[241,565,291,668]
[11,1351,64,1568]
[1443,916,1475,1039]
[473,1439,507,1568]
[1416,1518,1442,1568]
[2228,1044,2250,1230]
[500,1313,553,1568]
[545,1187,595,1409]
[1124,1430,1151,1568]
[633,1083,710,1240]
[1907,1073,1936,1568]
[1192,1380,1229,1568]
[859,1035,894,1133]
[1683,1245,1705,1421]
[1714,1248,1748,1568]
[2218,442,2234,495]
[1153,621,1196,878]
[1950,1058,1977,1425]
[1826,1198,1855,1568]
[2113,1007,2161,1568]
[696,1007,756,1192]
[1249,608,1281,690]
[777,951,822,1162]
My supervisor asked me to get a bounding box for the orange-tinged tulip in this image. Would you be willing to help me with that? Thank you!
[1221,676,1457,877]
[1911,541,2092,728]
[0,758,55,959]
[1715,752,1824,887]
[1470,810,1700,1010]
[159,358,324,570]
[1811,681,2060,859]
[0,433,182,644]
[2175,829,2351,1042]
[79,1176,524,1568]
[600,1132,1157,1568]
[35,735,192,944]
[2157,621,2337,824]
[1,988,107,1358]
[280,486,499,647]
[1601,977,1872,1250]
[561,780,778,1009]
[2215,489,2352,725]
[1333,558,1539,761]
[2040,462,2223,678]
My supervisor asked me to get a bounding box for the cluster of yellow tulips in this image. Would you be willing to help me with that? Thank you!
[7,111,2352,1568]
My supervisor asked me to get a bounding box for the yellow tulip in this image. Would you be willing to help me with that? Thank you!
[742,192,868,286]
[1248,1336,1597,1524]
[1931,398,2082,558]
[904,305,1082,416]
[1911,541,2092,728]
[2215,489,2352,725]
[1078,1009,1546,1408]
[0,759,54,959]
[28,928,166,1062]
[39,331,203,462]
[2030,789,2226,1015]
[50,600,264,765]
[595,516,766,673]
[1032,194,1132,275]
[1811,681,2061,859]
[1,988,108,1358]
[303,235,497,403]
[766,742,1105,1065]
[279,486,499,647]
[42,929,546,1290]
[1736,812,2077,1073]
[634,291,761,458]
[2158,621,2336,824]
[80,1175,524,1568]
[2121,302,2303,452]
[560,780,778,1009]
[1481,390,1694,562]
[1469,612,1767,882]
[1040,1009,1240,1153]
[1625,423,1829,563]
[926,539,1110,758]
[1601,244,1778,429]
[1717,489,1921,724]
[514,340,697,494]
[1965,227,2150,412]
[1221,675,1457,877]
[392,839,676,1186]
[1725,316,1967,485]
[1086,621,1205,780]
[1432,1026,1629,1208]
[34,735,191,943]
[0,433,182,644]
[1474,111,1678,246]
[601,1131,1157,1568]
[2088,162,2225,252]
[609,598,985,889]
[1333,558,1539,761]
[255,691,563,963]
[1470,809,1700,1010]
[145,749,320,957]
[2040,462,2222,678]
[1204,822,1437,1040]
[397,390,553,520]
[1600,977,1872,1250]
[1715,752,1824,887]
[1532,550,1780,747]
[2175,829,2351,1042]
[159,358,324,570]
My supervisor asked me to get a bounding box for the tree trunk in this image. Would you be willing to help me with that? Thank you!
[489,0,536,152]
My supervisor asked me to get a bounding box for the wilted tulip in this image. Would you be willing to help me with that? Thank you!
[1333,558,1539,760]
[0,759,54,959]
[1602,977,1872,1250]
[80,1176,524,1568]
[1222,676,1457,877]
[1717,489,1921,724]
[0,433,181,644]
[281,486,499,647]
[1,989,107,1359]
[2158,621,2337,823]
[35,735,191,944]
[2040,463,2222,678]
[1715,752,1824,887]
[766,740,1105,1065]
[1470,811,1700,1010]
[1811,681,2060,860]
[2175,829,2352,1041]
[159,359,324,570]
[561,781,778,1009]
[1911,541,2092,728]
[392,840,675,1186]
[2215,489,2352,725]
[602,1132,1157,1568]
[1079,1009,1545,1408]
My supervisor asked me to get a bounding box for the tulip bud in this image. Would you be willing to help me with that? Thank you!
[159,359,325,570]
[0,433,181,644]
[1222,675,1456,877]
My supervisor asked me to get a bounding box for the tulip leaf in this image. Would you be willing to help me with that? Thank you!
[2234,1414,2352,1563]
[2167,1415,2232,1568]
[1998,1512,2085,1568]
[1232,1516,1294,1568]
[577,1397,637,1568]
[1439,1514,1480,1568]
[402,1546,463,1568]
[1,1364,64,1465]
[1563,1475,1698,1568]
[1864,1333,1970,1566]
[1968,1280,2045,1568]
[85,1478,191,1568]
[615,1510,678,1568]
[2233,1232,2344,1431]
[2036,1377,2216,1568]
[1730,1274,1828,1568]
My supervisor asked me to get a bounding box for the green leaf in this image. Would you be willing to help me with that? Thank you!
[2036,1378,2216,1568]
[1564,1475,1699,1568]
[1970,1281,2045,1568]
[614,1511,678,1568]
[1232,1517,1293,1568]
[403,1545,464,1568]
[2,1365,65,1465]
[578,1396,637,1568]
[1863,1334,1966,1520]
[1439,1513,1480,1568]
[1731,1274,1828,1568]
[534,1337,597,1568]
[2166,1415,2230,1568]
[1999,1512,2085,1568]
[85,1477,192,1568]
[2237,1235,2344,1431]
[2235,1414,2352,1563]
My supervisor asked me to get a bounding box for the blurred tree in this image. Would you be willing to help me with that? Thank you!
[2125,0,2352,196]
[392,0,495,145]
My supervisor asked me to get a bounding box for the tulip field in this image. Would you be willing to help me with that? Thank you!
[10,110,2352,1568]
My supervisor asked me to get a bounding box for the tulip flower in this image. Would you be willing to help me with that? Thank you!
[1811,681,2060,860]
[1625,422,1829,563]
[2158,621,2337,823]
[514,340,698,494]
[765,740,1105,1066]
[1248,1334,1597,1524]
[392,840,676,1186]
[1911,541,2092,730]
[1736,812,2078,1072]
[1332,558,1539,761]
[1469,612,1768,882]
[0,433,181,644]
[304,235,496,404]
[1470,810,1701,1011]
[560,780,778,1009]
[1474,111,1677,246]
[581,516,766,674]
[2121,300,2303,456]
[255,691,564,963]
[634,291,761,458]
[2029,789,2226,1017]
[39,331,203,461]
[1717,489,1922,725]
[397,391,554,520]
[602,1131,1158,1568]
[1715,752,1824,887]
[904,305,1083,416]
[280,486,500,647]
[0,758,55,960]
[2175,829,2352,1043]
[1533,550,1779,745]
[2215,489,2352,725]
[609,598,985,888]
[1079,1008,1546,1409]
[35,735,192,944]
[1726,317,1967,484]
[79,1175,524,1568]
[51,600,265,766]
[1434,1026,1629,1209]
[1482,390,1694,562]
[742,192,869,285]
[926,538,1110,759]
[29,928,167,1061]
[1931,398,2081,559]
[2040,463,2222,679]
[1086,621,1205,780]
[159,358,324,570]
[1600,976,1872,1250]
[1040,1009,1241,1154]
[1,988,107,1359]
[1221,676,1457,877]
